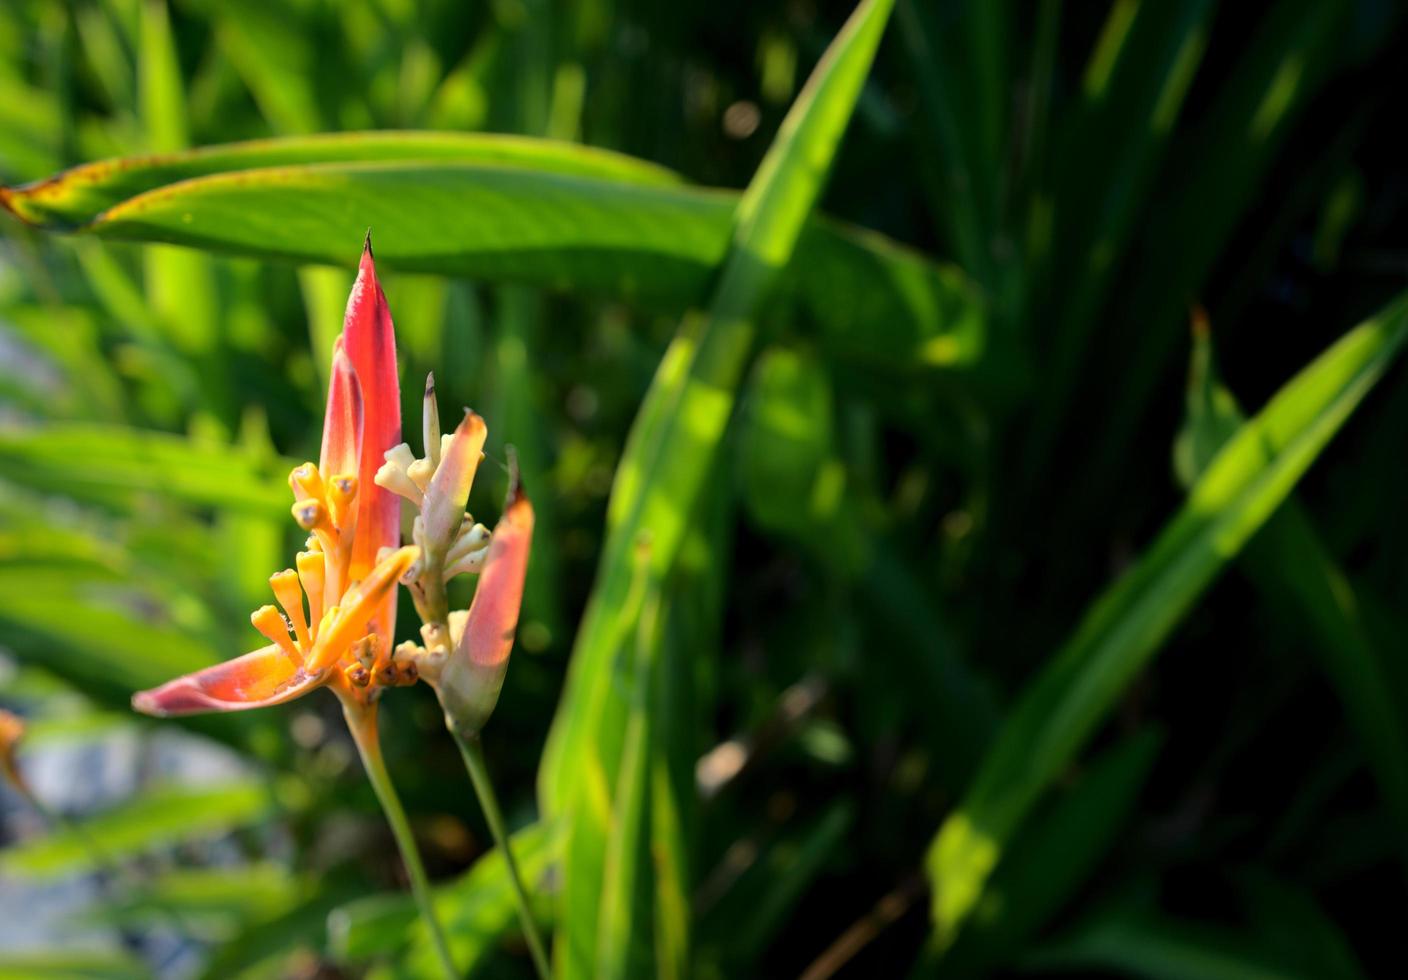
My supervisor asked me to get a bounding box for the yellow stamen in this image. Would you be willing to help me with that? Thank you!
[251,604,301,667]
[291,498,333,534]
[269,569,311,650]
[307,547,419,673]
[327,473,359,530]
[295,551,325,638]
[289,462,325,503]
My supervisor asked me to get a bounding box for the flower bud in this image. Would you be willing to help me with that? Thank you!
[435,470,533,736]
[421,410,487,560]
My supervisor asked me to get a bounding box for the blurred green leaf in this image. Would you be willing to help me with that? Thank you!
[92,864,304,940]
[1026,907,1316,980]
[738,346,837,538]
[391,821,558,979]
[943,729,1162,975]
[543,1,897,974]
[697,801,855,966]
[0,780,272,878]
[0,424,290,515]
[0,951,147,980]
[926,288,1408,950]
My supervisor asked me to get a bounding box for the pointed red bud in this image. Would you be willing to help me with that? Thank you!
[436,470,533,735]
[341,236,402,583]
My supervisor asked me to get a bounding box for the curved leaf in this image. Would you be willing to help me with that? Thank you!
[2,139,982,372]
[0,131,681,227]
[925,289,1408,950]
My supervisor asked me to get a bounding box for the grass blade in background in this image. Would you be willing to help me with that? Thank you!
[391,823,557,979]
[538,0,898,973]
[925,288,1408,951]
[1175,319,1408,864]
[1022,0,1214,465]
[941,730,1161,976]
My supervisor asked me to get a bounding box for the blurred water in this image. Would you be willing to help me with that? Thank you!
[0,699,256,978]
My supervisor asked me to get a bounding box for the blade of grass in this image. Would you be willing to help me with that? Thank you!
[925,288,1408,950]
[1021,0,1215,469]
[940,730,1161,975]
[1175,321,1408,866]
[394,823,558,980]
[539,2,898,975]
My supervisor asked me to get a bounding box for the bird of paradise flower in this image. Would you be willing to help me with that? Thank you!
[130,235,546,980]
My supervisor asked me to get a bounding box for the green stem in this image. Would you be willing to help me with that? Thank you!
[453,730,551,980]
[346,705,459,980]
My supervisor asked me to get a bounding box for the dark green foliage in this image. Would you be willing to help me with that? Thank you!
[4,0,1408,976]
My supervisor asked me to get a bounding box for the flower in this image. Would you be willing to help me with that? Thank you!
[132,236,417,719]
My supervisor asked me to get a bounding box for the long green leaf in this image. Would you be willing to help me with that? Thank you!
[1,131,679,226]
[2,140,982,373]
[925,289,1408,949]
[541,1,897,975]
[1175,323,1408,862]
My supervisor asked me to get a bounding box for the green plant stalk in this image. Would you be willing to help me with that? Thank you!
[345,706,458,980]
[454,731,551,980]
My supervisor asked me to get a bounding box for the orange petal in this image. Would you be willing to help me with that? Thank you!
[422,410,487,556]
[131,645,320,717]
[341,236,402,582]
[320,339,364,481]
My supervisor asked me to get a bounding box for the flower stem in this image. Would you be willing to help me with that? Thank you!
[453,730,550,980]
[346,706,459,980]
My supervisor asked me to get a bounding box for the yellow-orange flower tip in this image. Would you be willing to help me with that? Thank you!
[289,462,325,503]
[251,604,302,667]
[269,569,312,648]
[326,473,359,529]
[0,709,28,794]
[292,498,333,534]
